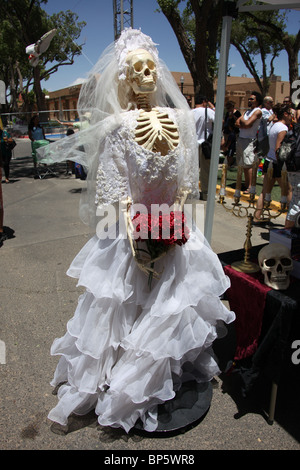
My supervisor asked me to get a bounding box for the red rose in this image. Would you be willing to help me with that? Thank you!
[131,210,189,289]
[132,211,189,245]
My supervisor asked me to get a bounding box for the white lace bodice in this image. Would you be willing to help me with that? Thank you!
[95,108,198,209]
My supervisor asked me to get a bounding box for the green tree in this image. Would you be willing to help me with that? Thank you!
[0,0,86,113]
[230,10,286,96]
[245,10,300,94]
[157,0,224,100]
[0,18,28,112]
[157,1,298,100]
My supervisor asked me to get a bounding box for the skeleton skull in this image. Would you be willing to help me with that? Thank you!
[126,49,157,94]
[258,243,293,290]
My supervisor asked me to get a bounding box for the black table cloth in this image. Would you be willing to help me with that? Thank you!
[218,244,300,394]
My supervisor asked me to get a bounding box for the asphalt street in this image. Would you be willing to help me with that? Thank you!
[0,138,299,452]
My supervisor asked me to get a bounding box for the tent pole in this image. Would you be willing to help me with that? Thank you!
[204,14,233,243]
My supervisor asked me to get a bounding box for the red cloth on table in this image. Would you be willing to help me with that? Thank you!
[224,265,271,361]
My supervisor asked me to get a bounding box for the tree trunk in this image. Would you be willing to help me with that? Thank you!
[191,0,220,101]
[158,0,221,102]
[9,63,19,112]
[33,67,48,119]
[246,13,300,96]
[288,49,300,96]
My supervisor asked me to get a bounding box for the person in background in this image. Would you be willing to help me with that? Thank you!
[256,96,276,160]
[283,96,297,123]
[0,141,7,246]
[55,113,91,131]
[186,95,192,108]
[56,116,89,180]
[0,127,13,183]
[221,117,238,167]
[222,100,241,167]
[235,91,263,193]
[295,102,300,123]
[193,94,215,201]
[253,103,293,225]
[66,127,75,175]
[285,101,300,229]
[0,120,6,244]
[261,96,274,121]
[223,100,241,134]
[28,115,47,173]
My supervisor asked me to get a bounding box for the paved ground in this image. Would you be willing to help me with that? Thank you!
[0,138,299,452]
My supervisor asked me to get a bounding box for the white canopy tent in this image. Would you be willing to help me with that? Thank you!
[204,0,300,243]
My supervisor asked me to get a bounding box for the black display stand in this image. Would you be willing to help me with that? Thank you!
[135,381,213,433]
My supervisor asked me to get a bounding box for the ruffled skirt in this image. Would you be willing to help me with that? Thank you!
[48,228,235,432]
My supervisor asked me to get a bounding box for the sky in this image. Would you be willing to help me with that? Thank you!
[40,0,300,92]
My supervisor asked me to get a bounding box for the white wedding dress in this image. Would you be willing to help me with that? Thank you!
[48,109,235,433]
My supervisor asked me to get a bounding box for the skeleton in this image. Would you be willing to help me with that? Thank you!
[125,49,179,156]
[258,243,293,290]
[123,49,187,281]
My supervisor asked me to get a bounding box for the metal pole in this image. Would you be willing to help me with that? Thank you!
[204,14,232,243]
[120,0,124,31]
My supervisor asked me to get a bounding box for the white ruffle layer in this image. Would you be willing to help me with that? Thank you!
[48,229,235,432]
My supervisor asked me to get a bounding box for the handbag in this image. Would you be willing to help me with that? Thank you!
[6,138,17,150]
[255,118,270,157]
[201,134,213,160]
[277,124,300,171]
[277,140,293,163]
[201,107,213,160]
[277,126,298,164]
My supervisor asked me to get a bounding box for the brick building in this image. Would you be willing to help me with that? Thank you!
[45,72,291,121]
[224,74,291,111]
